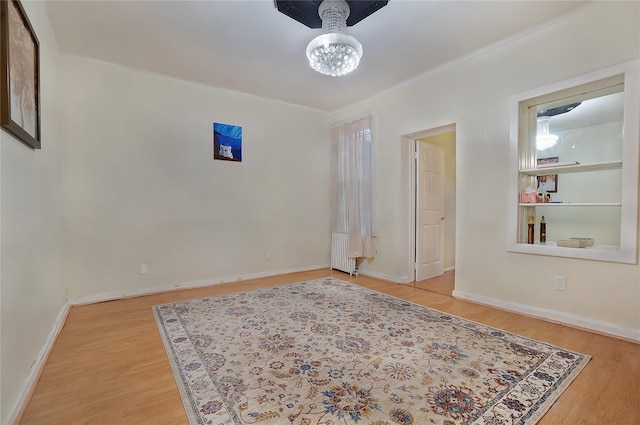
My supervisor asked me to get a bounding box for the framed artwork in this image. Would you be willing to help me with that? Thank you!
[0,0,40,149]
[213,122,242,162]
[537,157,558,193]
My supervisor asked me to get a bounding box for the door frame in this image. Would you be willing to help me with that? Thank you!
[401,123,456,282]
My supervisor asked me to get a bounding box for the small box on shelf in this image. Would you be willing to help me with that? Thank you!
[520,192,551,203]
[557,238,594,248]
[557,240,585,248]
[521,191,537,203]
[570,237,594,246]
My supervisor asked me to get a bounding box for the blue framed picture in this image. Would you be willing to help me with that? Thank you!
[213,122,242,162]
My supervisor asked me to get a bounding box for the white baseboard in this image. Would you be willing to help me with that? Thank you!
[8,264,330,423]
[358,268,409,283]
[6,303,70,425]
[68,264,329,306]
[366,267,455,285]
[452,289,640,343]
[10,265,636,425]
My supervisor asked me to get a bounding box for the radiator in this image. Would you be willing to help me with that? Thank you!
[331,233,357,276]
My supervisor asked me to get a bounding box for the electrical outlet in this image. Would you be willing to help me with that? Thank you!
[140,263,148,275]
[554,275,566,291]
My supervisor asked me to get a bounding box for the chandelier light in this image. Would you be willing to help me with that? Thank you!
[536,116,558,150]
[306,0,363,77]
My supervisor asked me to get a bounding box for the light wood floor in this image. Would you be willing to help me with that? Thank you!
[18,269,639,424]
[412,269,455,296]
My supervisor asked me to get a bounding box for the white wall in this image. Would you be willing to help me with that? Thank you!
[331,2,640,333]
[2,2,638,421]
[59,56,332,300]
[2,5,331,420]
[0,1,66,422]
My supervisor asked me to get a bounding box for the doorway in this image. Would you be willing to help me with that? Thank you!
[402,124,456,293]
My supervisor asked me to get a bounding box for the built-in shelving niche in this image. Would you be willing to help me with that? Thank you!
[508,60,639,263]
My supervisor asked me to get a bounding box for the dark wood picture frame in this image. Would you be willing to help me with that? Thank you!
[537,157,558,193]
[1,0,41,149]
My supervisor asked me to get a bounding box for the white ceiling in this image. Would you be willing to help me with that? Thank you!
[44,0,585,112]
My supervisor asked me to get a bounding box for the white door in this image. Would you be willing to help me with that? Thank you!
[415,141,445,281]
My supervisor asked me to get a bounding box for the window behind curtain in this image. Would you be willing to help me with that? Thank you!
[330,115,375,258]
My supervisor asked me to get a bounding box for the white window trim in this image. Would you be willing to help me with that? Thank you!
[507,59,639,264]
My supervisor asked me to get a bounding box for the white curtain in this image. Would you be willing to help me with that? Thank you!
[331,115,375,258]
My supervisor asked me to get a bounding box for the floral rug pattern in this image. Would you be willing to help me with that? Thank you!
[153,277,590,425]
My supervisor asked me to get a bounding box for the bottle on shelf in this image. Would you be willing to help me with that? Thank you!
[528,215,535,244]
[540,216,546,243]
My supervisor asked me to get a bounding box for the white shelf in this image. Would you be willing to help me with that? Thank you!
[518,202,621,207]
[519,160,622,176]
[518,242,619,250]
[508,242,630,263]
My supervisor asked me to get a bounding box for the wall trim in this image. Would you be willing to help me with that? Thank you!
[452,289,640,343]
[10,266,636,423]
[68,264,329,306]
[8,264,330,423]
[7,303,71,425]
[358,268,409,284]
[360,267,455,285]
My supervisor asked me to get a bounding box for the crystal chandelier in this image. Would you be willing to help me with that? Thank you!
[536,116,559,150]
[306,0,363,77]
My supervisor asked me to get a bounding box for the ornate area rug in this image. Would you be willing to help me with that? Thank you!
[153,277,590,425]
